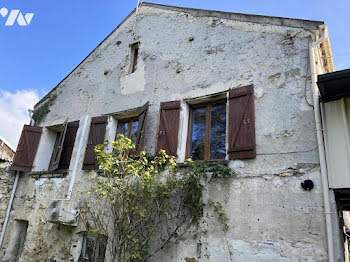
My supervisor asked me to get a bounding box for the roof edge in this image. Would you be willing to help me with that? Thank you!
[34,6,137,109]
[0,135,16,152]
[35,2,325,109]
[142,2,324,29]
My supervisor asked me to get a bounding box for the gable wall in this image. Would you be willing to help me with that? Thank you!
[2,5,329,262]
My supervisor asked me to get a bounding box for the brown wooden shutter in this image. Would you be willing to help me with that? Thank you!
[156,101,180,156]
[83,116,108,170]
[12,125,42,171]
[48,120,68,171]
[135,101,149,151]
[228,85,256,159]
[57,121,79,170]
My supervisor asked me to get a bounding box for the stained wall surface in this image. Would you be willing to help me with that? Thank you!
[1,3,329,262]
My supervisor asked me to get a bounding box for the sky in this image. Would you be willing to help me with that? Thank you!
[0,0,349,147]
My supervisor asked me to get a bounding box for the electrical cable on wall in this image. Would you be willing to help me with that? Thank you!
[305,45,314,108]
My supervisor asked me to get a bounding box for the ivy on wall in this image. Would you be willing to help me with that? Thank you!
[32,94,57,124]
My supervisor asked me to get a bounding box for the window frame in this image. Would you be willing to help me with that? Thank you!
[115,116,139,142]
[48,120,68,171]
[185,98,227,161]
[79,233,107,262]
[110,102,149,152]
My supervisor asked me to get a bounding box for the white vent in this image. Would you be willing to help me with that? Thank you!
[47,200,78,226]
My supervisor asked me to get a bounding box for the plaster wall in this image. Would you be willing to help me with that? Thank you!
[2,4,328,262]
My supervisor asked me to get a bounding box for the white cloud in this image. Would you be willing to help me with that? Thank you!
[0,89,40,148]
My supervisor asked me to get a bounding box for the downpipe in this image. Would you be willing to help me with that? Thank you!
[0,171,20,248]
[66,115,89,200]
[0,108,35,248]
[309,25,334,262]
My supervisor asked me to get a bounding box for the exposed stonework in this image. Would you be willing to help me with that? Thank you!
[1,2,334,262]
[0,167,15,234]
[0,136,15,168]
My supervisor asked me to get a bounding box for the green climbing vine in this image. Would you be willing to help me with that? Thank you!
[80,135,234,262]
[32,94,57,124]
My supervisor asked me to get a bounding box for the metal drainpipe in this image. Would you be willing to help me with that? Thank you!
[309,25,334,262]
[0,171,20,249]
[0,109,36,248]
[66,115,89,200]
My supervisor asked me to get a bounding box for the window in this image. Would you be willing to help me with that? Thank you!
[129,42,139,73]
[79,234,107,262]
[186,100,226,160]
[48,120,79,171]
[116,117,139,144]
[183,84,256,161]
[114,102,149,150]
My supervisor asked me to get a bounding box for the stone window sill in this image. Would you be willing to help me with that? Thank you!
[28,170,69,178]
[177,160,229,168]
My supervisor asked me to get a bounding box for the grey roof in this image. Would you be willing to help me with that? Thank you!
[34,2,324,108]
[318,69,350,102]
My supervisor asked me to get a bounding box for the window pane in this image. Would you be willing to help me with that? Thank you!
[130,120,139,144]
[210,103,226,159]
[117,121,129,139]
[189,106,206,160]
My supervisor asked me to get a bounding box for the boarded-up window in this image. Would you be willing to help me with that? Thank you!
[83,116,108,170]
[156,101,180,156]
[12,125,42,171]
[79,234,107,262]
[228,85,256,159]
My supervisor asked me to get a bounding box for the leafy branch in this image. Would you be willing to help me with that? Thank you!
[80,135,234,261]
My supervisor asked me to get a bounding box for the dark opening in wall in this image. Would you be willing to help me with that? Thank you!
[79,234,107,262]
[4,220,28,262]
[129,42,139,73]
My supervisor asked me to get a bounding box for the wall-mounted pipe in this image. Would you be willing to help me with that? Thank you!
[66,115,89,200]
[0,171,20,248]
[309,25,334,262]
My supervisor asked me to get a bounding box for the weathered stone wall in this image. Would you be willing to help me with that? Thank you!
[0,167,15,235]
[3,3,329,262]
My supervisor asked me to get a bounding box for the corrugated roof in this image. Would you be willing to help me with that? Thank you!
[318,69,350,102]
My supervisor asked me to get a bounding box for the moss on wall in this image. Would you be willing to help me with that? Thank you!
[32,94,57,124]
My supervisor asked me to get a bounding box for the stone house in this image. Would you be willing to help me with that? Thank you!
[0,136,15,168]
[0,2,338,261]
